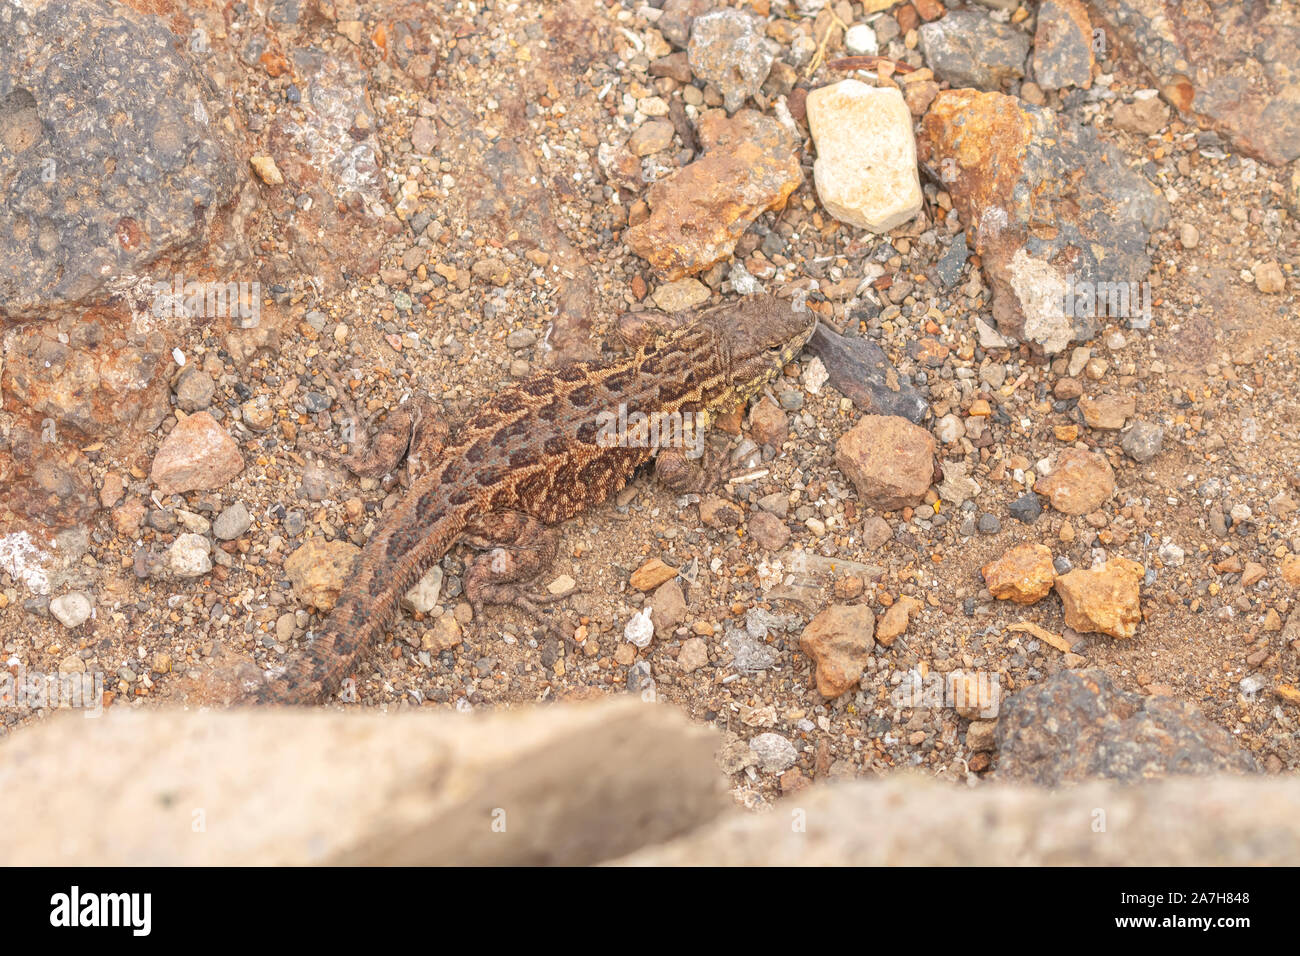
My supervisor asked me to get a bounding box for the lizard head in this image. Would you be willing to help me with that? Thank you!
[699,295,818,407]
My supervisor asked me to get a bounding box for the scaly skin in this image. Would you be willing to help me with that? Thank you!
[245,295,816,704]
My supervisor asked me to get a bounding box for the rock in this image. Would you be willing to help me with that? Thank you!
[805,81,923,233]
[875,595,920,647]
[1032,0,1094,90]
[150,413,244,496]
[422,615,462,653]
[402,566,445,615]
[1157,542,1185,568]
[1088,0,1300,165]
[1281,554,1300,589]
[50,592,93,628]
[174,368,216,413]
[619,774,1300,865]
[748,396,788,446]
[626,110,801,280]
[631,559,678,591]
[1009,492,1043,524]
[167,533,212,578]
[698,497,741,529]
[919,11,1030,91]
[0,0,239,320]
[835,415,936,511]
[658,0,713,49]
[806,326,929,424]
[950,669,1001,719]
[966,720,997,752]
[687,10,773,113]
[799,604,876,699]
[1112,95,1169,135]
[1034,448,1116,515]
[0,701,726,865]
[651,278,711,312]
[1121,420,1163,462]
[845,23,879,56]
[919,90,1168,352]
[410,116,438,153]
[651,579,688,637]
[747,511,791,551]
[1054,558,1144,639]
[1079,393,1136,430]
[936,459,980,505]
[861,515,893,550]
[284,539,361,612]
[628,119,676,156]
[678,637,709,673]
[1254,262,1286,294]
[1179,223,1200,249]
[981,543,1057,604]
[748,732,797,772]
[996,669,1259,785]
[212,501,252,541]
[249,155,284,185]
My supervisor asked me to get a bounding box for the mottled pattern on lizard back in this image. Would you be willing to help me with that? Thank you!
[245,296,816,705]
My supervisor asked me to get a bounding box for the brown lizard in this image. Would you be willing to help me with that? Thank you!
[240,295,816,705]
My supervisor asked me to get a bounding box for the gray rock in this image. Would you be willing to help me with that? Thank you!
[1121,420,1164,462]
[212,501,252,541]
[937,234,969,287]
[0,0,239,319]
[1032,0,1094,91]
[688,10,773,113]
[749,732,797,772]
[806,325,929,423]
[919,11,1030,91]
[1009,492,1042,524]
[995,669,1259,786]
[174,368,216,413]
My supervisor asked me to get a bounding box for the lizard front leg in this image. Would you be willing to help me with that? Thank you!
[304,371,448,481]
[654,443,725,494]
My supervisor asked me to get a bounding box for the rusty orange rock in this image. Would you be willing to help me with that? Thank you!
[1035,448,1116,515]
[1054,558,1145,639]
[982,543,1056,605]
[625,110,801,280]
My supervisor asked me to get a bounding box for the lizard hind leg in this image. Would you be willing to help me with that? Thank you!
[460,511,580,639]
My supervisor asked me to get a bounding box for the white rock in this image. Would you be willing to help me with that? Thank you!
[805,81,922,233]
[50,592,93,628]
[402,565,444,614]
[844,23,878,56]
[168,533,212,578]
[625,607,655,649]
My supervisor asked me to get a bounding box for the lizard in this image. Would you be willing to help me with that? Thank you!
[238,294,816,705]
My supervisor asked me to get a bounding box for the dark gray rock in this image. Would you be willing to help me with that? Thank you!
[919,11,1030,91]
[806,325,929,424]
[996,669,1259,786]
[936,234,969,287]
[0,0,240,320]
[1032,0,1094,91]
[1008,491,1043,524]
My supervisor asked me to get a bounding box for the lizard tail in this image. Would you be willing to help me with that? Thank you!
[245,500,469,705]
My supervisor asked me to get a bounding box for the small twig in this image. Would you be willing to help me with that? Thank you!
[805,9,851,80]
[828,55,918,74]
